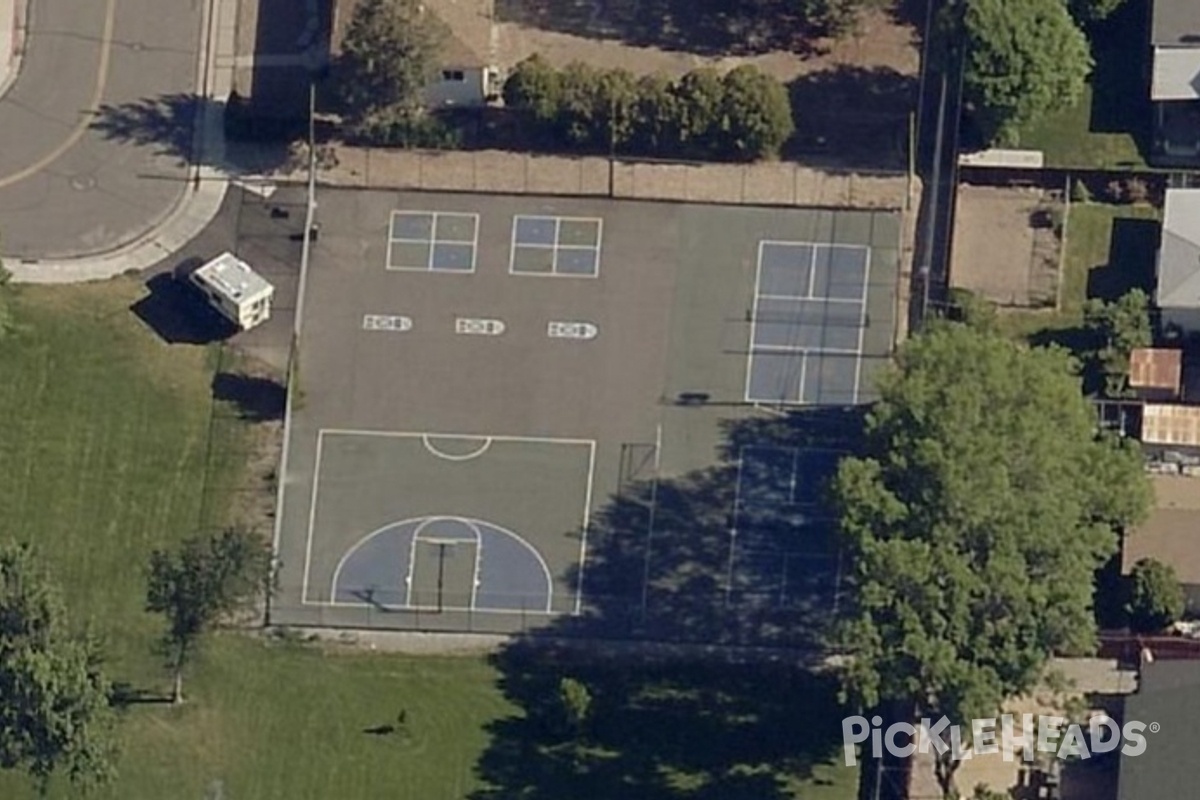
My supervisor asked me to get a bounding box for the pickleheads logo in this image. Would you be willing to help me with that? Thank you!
[841,713,1158,766]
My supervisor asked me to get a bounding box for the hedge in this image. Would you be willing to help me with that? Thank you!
[503,56,795,162]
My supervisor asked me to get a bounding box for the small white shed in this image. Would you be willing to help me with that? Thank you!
[183,252,275,331]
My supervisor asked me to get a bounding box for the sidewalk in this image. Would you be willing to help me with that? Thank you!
[1,0,239,284]
[0,0,23,98]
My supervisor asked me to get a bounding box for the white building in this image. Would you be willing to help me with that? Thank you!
[182,252,275,331]
[1157,189,1200,335]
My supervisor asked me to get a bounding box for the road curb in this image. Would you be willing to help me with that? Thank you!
[2,0,237,284]
[0,0,29,100]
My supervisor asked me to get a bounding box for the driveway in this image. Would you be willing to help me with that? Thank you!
[0,0,203,259]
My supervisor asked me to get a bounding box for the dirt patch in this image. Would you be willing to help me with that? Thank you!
[951,185,1064,309]
[492,8,918,80]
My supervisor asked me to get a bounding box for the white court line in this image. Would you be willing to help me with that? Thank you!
[429,212,481,274]
[573,440,598,615]
[752,344,862,355]
[329,515,423,600]
[312,599,560,616]
[422,434,493,461]
[551,217,562,272]
[468,519,483,610]
[300,430,327,603]
[319,428,596,446]
[406,516,482,609]
[757,293,863,304]
[807,244,818,297]
[743,243,767,403]
[851,248,873,403]
[509,215,603,279]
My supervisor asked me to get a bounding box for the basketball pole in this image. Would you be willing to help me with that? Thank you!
[638,423,663,619]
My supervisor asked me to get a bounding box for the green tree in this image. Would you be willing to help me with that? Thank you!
[630,73,680,155]
[1083,289,1152,397]
[146,528,273,704]
[672,68,726,158]
[1127,558,1185,633]
[718,65,795,160]
[962,0,1092,146]
[831,323,1150,797]
[0,543,117,793]
[557,677,592,739]
[335,0,448,133]
[503,54,563,135]
[555,62,606,148]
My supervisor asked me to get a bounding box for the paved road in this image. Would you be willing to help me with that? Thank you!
[0,0,204,259]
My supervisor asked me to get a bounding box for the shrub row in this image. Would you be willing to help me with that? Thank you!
[503,56,795,162]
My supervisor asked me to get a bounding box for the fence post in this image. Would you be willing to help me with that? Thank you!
[1057,174,1071,312]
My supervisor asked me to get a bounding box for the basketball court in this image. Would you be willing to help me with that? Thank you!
[266,188,902,639]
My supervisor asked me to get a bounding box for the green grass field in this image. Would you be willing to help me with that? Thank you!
[1015,1,1152,169]
[0,279,856,799]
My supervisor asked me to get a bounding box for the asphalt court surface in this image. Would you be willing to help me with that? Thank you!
[727,445,844,610]
[269,187,901,636]
[747,242,872,406]
[387,210,480,271]
[510,215,603,276]
[312,431,593,616]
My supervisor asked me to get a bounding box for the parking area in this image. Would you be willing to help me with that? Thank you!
[267,188,901,637]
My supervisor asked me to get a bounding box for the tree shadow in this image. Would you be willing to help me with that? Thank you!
[129,265,237,346]
[211,372,288,422]
[494,0,836,57]
[472,640,852,800]
[469,407,867,798]
[109,681,173,708]
[786,66,915,169]
[1084,218,1160,303]
[88,94,300,175]
[1085,0,1152,156]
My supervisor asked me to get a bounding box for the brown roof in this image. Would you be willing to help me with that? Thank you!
[1130,348,1183,393]
[332,0,491,67]
[1143,404,1200,447]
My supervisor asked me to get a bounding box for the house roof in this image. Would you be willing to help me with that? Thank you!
[1151,47,1200,100]
[1152,0,1200,46]
[1156,189,1200,310]
[1129,348,1183,393]
[1118,661,1200,800]
[1141,403,1200,447]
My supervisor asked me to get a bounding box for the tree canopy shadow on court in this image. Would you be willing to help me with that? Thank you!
[467,407,867,798]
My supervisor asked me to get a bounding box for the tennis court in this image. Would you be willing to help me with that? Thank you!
[746,242,871,406]
[725,445,845,610]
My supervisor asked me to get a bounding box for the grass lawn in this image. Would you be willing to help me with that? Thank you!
[996,201,1160,342]
[1015,1,1153,170]
[0,279,857,799]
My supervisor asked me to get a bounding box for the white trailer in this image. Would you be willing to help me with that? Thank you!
[179,252,275,331]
